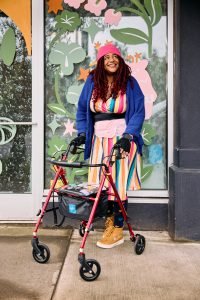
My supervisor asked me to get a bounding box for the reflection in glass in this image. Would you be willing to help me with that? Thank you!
[0,12,32,193]
[0,125,32,193]
[44,0,168,190]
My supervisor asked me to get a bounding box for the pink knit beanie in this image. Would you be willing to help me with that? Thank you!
[97,44,121,61]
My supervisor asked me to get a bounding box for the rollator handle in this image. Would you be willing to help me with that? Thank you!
[113,144,121,160]
[50,160,83,168]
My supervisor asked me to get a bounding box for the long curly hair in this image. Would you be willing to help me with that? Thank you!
[90,55,132,102]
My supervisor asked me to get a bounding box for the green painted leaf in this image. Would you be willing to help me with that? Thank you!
[49,42,86,76]
[68,154,78,162]
[66,84,84,105]
[131,0,148,15]
[67,43,86,64]
[47,103,67,115]
[55,10,81,32]
[141,165,153,182]
[0,117,17,145]
[144,0,162,26]
[48,136,66,158]
[142,123,156,145]
[74,168,88,176]
[77,151,84,162]
[66,169,75,184]
[110,28,148,45]
[0,28,16,66]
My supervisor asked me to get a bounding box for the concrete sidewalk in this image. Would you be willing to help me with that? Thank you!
[0,226,72,300]
[52,230,200,300]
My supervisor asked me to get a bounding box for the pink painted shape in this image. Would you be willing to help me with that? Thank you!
[84,0,107,17]
[104,9,122,26]
[128,59,157,120]
[63,119,77,136]
[64,0,85,9]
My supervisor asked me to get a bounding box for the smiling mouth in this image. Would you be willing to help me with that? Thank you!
[107,64,118,67]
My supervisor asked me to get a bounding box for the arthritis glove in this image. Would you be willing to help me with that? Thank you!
[115,135,131,153]
[71,133,86,146]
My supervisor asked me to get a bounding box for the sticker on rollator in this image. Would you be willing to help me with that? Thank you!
[68,204,77,214]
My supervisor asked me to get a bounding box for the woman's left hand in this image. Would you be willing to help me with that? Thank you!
[114,137,131,158]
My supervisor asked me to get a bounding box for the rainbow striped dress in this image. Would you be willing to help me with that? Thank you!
[88,93,141,200]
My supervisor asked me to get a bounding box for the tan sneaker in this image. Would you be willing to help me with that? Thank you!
[96,216,114,248]
[101,216,114,239]
[97,227,124,249]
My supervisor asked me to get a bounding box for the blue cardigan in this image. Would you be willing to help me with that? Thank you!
[76,75,145,160]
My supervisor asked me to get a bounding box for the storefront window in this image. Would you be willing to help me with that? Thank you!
[0,5,32,193]
[44,0,167,190]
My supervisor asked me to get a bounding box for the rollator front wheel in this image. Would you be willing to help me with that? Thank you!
[32,243,50,263]
[79,259,101,281]
[135,234,145,255]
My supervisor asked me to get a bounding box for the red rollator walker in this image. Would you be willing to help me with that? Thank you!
[31,142,145,281]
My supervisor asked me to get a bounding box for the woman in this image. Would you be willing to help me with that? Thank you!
[72,44,145,249]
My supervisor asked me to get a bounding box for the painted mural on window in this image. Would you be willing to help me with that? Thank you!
[0,0,32,193]
[45,0,167,189]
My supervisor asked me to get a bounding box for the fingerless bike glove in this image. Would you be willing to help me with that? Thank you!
[115,136,131,153]
[71,133,86,146]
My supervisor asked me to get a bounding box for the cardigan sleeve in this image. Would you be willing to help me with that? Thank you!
[124,78,145,137]
[76,76,92,135]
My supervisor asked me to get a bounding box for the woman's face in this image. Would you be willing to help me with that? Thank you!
[103,53,119,74]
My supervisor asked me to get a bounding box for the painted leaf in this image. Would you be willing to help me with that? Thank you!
[68,154,78,163]
[66,169,75,184]
[49,42,86,76]
[144,0,162,26]
[66,84,84,105]
[142,123,156,145]
[130,0,147,14]
[0,117,17,145]
[0,28,16,66]
[141,165,153,182]
[110,28,148,45]
[55,10,81,32]
[74,168,88,176]
[67,43,86,63]
[48,136,66,158]
[77,151,84,162]
[48,103,67,115]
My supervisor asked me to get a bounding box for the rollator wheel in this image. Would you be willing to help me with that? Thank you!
[79,259,101,281]
[135,234,145,255]
[79,223,86,237]
[32,243,50,263]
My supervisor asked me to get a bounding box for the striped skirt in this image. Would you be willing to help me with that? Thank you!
[88,135,141,201]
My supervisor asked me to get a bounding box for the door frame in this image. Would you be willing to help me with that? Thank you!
[128,0,174,203]
[0,0,44,221]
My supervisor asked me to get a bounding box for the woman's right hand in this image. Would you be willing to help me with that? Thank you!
[71,133,86,146]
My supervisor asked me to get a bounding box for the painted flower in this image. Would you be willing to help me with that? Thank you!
[128,59,157,120]
[84,0,107,17]
[55,10,81,32]
[64,0,85,9]
[104,9,122,26]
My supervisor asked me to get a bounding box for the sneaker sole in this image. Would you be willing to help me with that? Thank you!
[96,238,124,249]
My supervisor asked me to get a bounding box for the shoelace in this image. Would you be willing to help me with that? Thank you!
[103,219,114,237]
